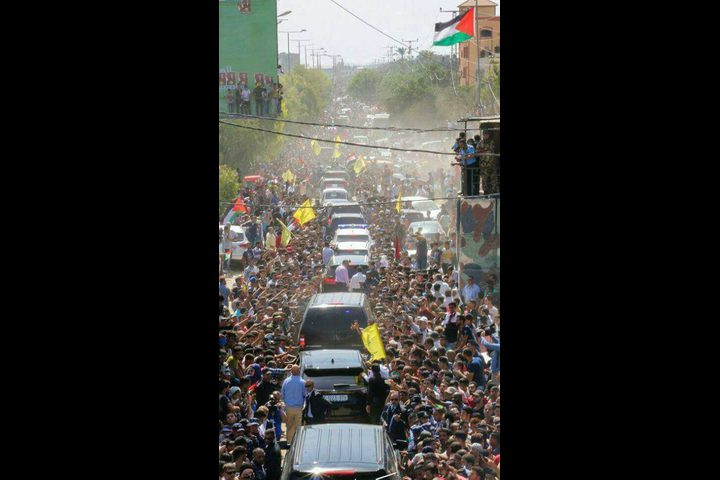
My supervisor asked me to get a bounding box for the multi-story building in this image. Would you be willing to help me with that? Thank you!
[457,0,500,87]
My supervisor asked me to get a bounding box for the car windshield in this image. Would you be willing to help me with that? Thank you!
[332,206,362,215]
[325,191,347,200]
[290,472,387,480]
[337,249,369,256]
[336,235,369,243]
[303,367,364,377]
[412,200,439,211]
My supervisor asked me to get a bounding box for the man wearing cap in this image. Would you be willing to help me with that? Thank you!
[281,365,305,445]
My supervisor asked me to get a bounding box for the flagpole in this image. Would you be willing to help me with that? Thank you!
[475,0,480,105]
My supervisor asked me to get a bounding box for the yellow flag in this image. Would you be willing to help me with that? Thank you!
[277,219,292,247]
[293,199,317,226]
[395,190,402,213]
[282,170,295,184]
[311,139,321,157]
[361,323,386,361]
[333,135,342,159]
[353,155,366,177]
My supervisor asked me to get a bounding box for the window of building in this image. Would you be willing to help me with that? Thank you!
[494,46,500,54]
[480,29,493,38]
[462,45,469,58]
[480,50,487,58]
[462,67,467,78]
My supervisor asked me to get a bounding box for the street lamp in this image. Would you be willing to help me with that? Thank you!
[279,29,306,71]
[309,48,325,69]
[300,42,314,67]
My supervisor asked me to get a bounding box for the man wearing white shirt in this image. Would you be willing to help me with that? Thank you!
[349,267,366,292]
[432,274,451,297]
[462,275,481,304]
[322,242,335,266]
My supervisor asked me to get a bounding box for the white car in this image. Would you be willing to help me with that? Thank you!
[321,188,348,206]
[334,241,370,257]
[218,225,250,261]
[400,196,442,220]
[333,228,372,245]
[405,220,446,256]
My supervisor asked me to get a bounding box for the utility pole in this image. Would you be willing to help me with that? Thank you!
[297,40,313,68]
[402,38,419,57]
[384,45,395,63]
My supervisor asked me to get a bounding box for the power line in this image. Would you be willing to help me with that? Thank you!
[328,0,407,48]
[221,193,499,207]
[219,112,480,133]
[218,120,500,156]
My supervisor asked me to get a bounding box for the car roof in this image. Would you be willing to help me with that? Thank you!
[329,254,369,266]
[300,349,363,369]
[329,201,360,207]
[330,213,365,219]
[334,229,370,236]
[400,209,424,214]
[409,221,444,232]
[401,196,429,201]
[335,242,370,249]
[219,225,245,234]
[323,188,348,193]
[322,177,348,182]
[292,424,385,473]
[309,292,366,307]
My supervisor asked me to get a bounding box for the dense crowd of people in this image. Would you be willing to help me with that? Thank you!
[219,109,500,479]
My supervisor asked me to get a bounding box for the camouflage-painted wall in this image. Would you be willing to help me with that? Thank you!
[455,197,500,300]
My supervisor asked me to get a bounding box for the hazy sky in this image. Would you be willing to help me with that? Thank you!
[276,0,500,66]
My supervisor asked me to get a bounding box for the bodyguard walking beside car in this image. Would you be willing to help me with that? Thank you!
[366,364,389,425]
[302,380,332,425]
[281,365,305,445]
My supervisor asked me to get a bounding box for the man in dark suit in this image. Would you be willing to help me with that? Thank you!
[303,380,331,424]
[263,429,282,480]
[381,392,408,443]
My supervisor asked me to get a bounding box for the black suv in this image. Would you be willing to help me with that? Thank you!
[298,292,373,350]
[280,423,401,480]
[300,349,369,422]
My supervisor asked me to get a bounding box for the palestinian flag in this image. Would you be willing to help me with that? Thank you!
[222,196,248,224]
[433,7,474,46]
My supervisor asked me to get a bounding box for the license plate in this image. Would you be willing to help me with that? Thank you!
[325,395,348,402]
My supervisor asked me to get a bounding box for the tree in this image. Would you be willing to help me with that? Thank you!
[219,164,240,216]
[282,65,332,122]
[347,68,382,103]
